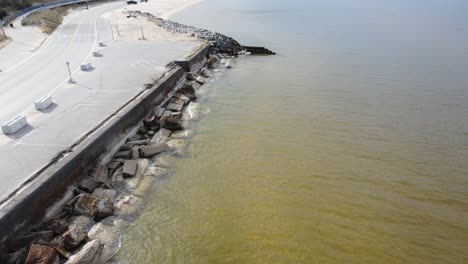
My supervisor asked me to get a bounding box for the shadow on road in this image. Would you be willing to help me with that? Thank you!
[39,103,58,113]
[83,66,96,72]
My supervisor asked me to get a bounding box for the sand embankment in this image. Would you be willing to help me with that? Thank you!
[102,0,205,42]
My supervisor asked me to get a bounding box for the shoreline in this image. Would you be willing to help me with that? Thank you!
[117,0,207,20]
[0,43,224,263]
[0,0,267,262]
[162,0,206,20]
[0,8,242,261]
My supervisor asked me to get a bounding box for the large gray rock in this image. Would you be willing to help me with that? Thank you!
[110,167,125,190]
[107,160,122,171]
[62,216,94,249]
[166,98,185,112]
[95,198,114,219]
[161,112,183,131]
[73,194,113,219]
[119,143,133,151]
[65,240,101,264]
[77,177,100,193]
[165,115,183,130]
[196,76,206,85]
[139,142,170,158]
[174,93,191,104]
[180,83,196,100]
[150,128,172,144]
[48,219,69,235]
[185,72,197,81]
[160,110,172,119]
[122,160,138,178]
[90,164,108,184]
[191,81,202,90]
[207,56,219,68]
[126,139,149,146]
[127,134,145,142]
[143,113,158,129]
[73,194,100,217]
[131,145,140,160]
[154,106,166,118]
[92,188,117,200]
[114,150,132,159]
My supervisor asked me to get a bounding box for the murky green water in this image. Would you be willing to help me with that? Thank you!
[118,0,468,263]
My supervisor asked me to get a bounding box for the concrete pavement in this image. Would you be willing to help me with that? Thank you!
[0,1,201,203]
[0,2,119,124]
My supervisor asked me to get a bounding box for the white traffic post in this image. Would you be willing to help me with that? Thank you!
[0,22,6,38]
[66,61,75,83]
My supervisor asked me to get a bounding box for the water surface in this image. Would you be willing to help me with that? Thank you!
[118,0,468,262]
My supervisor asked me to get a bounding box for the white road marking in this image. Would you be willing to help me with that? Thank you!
[72,103,98,110]
[14,142,68,148]
[135,61,146,67]
[4,17,73,73]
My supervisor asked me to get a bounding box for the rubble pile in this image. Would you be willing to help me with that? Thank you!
[130,11,243,55]
[0,55,222,264]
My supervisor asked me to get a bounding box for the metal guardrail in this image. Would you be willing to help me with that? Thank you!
[1,0,99,26]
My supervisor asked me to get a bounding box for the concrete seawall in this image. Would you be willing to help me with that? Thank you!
[0,44,209,240]
[174,44,209,72]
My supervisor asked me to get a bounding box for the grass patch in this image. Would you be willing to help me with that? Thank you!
[21,6,69,34]
[0,34,10,49]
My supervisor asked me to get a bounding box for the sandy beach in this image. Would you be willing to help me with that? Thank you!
[102,0,205,42]
[120,0,206,20]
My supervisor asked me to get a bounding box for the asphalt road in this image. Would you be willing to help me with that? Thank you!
[0,2,200,203]
[0,3,118,124]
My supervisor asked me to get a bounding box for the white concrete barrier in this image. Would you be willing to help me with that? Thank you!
[93,50,101,57]
[34,95,53,111]
[2,115,27,135]
[80,62,92,71]
[98,41,105,47]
